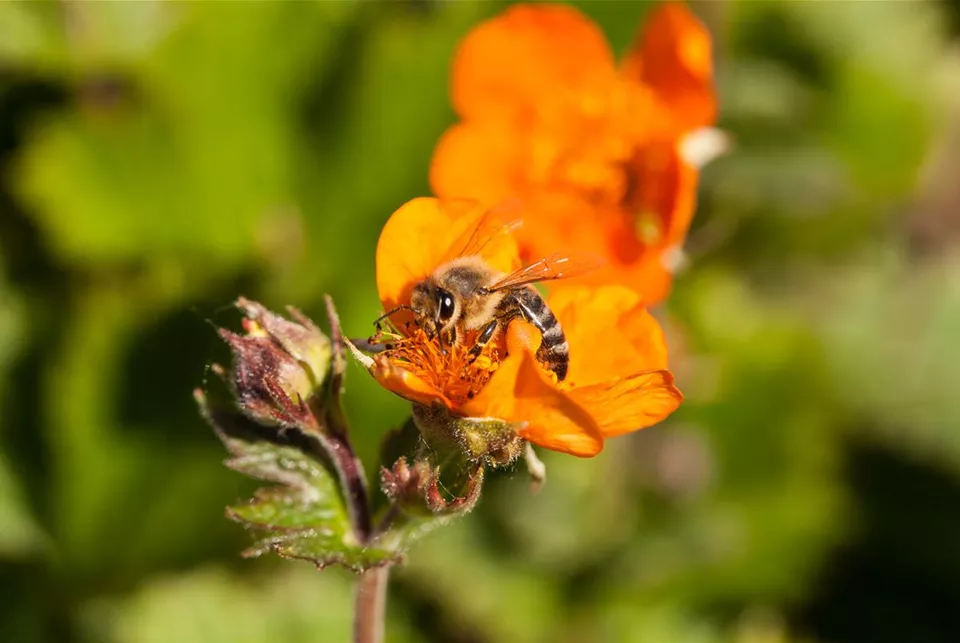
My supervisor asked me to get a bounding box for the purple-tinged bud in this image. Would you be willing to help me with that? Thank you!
[381,456,484,517]
[218,299,332,431]
[236,298,332,388]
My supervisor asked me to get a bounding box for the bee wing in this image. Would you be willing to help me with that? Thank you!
[485,252,605,292]
[442,199,524,263]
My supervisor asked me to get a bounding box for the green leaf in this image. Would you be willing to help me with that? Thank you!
[203,400,399,572]
[0,454,47,559]
[0,3,60,69]
[12,2,357,267]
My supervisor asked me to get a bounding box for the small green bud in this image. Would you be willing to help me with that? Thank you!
[411,403,526,467]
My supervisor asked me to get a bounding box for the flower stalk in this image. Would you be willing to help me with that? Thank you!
[354,567,389,643]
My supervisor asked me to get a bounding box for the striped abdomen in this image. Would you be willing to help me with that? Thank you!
[500,287,569,381]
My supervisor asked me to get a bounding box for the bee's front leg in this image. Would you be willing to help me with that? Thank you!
[468,319,500,359]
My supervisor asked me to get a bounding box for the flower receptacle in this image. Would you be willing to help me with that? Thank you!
[412,403,526,467]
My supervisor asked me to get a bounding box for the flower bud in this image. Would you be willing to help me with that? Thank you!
[236,298,332,388]
[219,298,332,430]
[381,456,484,516]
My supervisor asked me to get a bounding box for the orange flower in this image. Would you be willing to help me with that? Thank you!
[429,3,717,305]
[358,197,682,457]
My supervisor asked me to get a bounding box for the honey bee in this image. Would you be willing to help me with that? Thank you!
[379,211,599,381]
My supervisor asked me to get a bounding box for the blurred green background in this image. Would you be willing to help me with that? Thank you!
[2,1,960,641]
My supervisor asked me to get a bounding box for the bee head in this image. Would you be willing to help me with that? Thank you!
[411,281,460,340]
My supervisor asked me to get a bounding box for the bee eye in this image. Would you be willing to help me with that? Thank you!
[437,292,456,322]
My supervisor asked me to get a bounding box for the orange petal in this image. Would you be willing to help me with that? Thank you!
[451,4,615,121]
[512,144,698,306]
[618,141,698,304]
[630,144,699,304]
[429,122,518,204]
[376,197,519,315]
[547,285,669,386]
[621,3,716,133]
[513,194,614,267]
[570,370,682,437]
[640,141,699,251]
[371,354,452,408]
[463,321,603,457]
[563,143,696,305]
[617,255,676,308]
[549,253,677,310]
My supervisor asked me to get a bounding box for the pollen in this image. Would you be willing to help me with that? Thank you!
[241,318,269,338]
[377,327,501,406]
[472,354,498,372]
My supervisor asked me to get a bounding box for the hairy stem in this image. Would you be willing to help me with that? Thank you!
[322,407,373,541]
[354,567,389,643]
[318,295,373,542]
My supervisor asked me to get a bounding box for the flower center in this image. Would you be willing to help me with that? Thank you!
[377,328,501,407]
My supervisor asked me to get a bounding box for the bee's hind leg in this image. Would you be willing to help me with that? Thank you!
[468,319,500,359]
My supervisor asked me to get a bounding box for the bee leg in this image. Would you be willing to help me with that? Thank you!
[438,326,457,356]
[437,324,447,355]
[468,319,500,359]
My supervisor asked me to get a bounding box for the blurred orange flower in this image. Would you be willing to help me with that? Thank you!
[356,197,681,457]
[430,2,717,305]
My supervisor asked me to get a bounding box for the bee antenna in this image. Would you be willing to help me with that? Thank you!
[373,304,415,326]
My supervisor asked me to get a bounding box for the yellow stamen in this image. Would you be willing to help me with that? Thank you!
[376,328,501,406]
